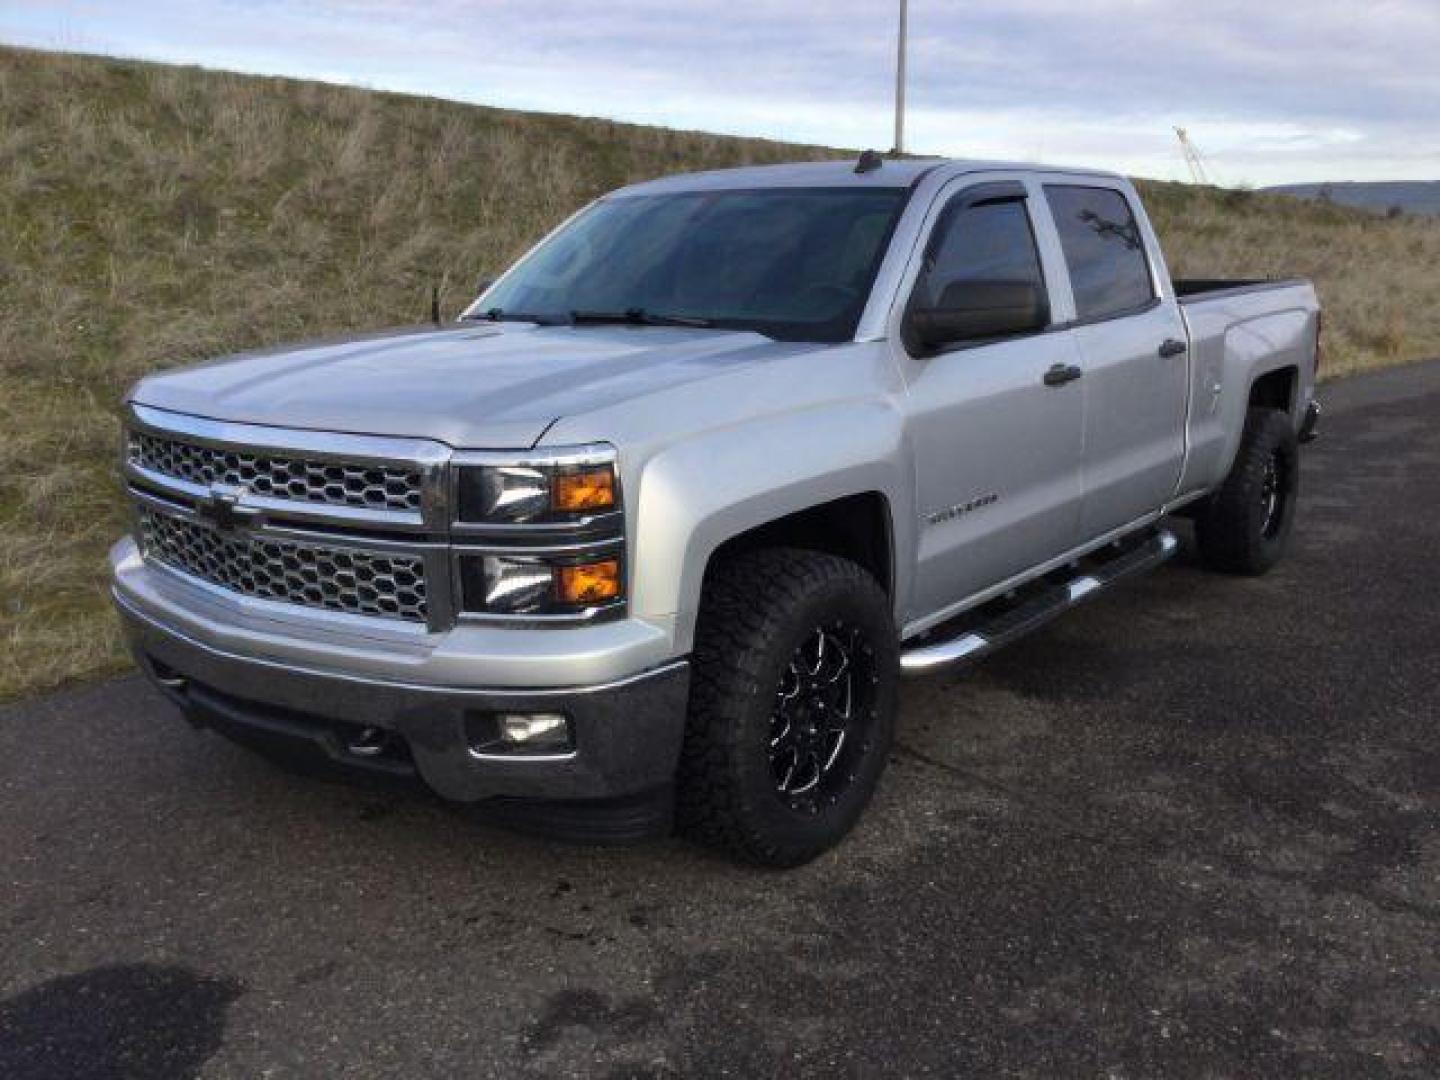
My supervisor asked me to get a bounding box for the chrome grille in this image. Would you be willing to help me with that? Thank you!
[128,430,422,512]
[138,506,428,623]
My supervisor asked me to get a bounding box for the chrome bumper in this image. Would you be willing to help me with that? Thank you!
[118,591,689,802]
[112,538,689,802]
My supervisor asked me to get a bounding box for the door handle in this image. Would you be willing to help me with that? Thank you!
[1043,363,1083,387]
[1158,338,1188,358]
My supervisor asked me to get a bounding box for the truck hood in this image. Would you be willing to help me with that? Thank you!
[131,322,820,448]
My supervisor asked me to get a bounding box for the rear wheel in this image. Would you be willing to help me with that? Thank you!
[1195,407,1299,575]
[677,548,898,867]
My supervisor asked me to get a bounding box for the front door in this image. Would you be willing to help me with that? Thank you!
[899,182,1086,630]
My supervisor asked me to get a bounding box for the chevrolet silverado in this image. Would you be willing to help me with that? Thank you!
[111,156,1322,865]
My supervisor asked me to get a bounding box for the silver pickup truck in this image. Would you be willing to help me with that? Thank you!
[111,156,1321,865]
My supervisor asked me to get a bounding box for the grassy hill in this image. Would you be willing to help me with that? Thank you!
[3,45,1439,700]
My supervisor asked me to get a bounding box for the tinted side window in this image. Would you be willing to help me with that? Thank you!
[918,199,1046,310]
[1043,185,1154,320]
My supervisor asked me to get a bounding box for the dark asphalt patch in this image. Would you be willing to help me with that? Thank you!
[0,964,242,1080]
[2,361,1438,1077]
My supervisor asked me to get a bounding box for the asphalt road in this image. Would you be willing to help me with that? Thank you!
[3,362,1439,1079]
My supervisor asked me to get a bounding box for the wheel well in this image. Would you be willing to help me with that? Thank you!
[708,492,894,597]
[1249,366,1298,415]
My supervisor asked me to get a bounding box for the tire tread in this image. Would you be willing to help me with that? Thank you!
[676,547,893,866]
[1195,407,1298,575]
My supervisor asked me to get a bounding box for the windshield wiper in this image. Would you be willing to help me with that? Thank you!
[463,307,566,326]
[570,308,713,329]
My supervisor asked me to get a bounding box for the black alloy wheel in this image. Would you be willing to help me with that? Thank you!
[769,623,877,814]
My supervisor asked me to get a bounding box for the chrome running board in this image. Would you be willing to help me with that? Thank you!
[900,528,1179,675]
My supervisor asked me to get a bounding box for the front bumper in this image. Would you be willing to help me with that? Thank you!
[115,582,689,806]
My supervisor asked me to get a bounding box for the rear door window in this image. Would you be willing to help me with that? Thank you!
[1043,185,1154,321]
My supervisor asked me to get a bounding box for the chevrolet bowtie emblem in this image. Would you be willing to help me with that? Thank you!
[196,483,261,531]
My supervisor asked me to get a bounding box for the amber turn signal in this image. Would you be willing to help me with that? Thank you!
[551,467,615,513]
[555,559,621,604]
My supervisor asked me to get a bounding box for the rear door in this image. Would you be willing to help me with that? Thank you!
[893,177,1086,631]
[1040,183,1189,539]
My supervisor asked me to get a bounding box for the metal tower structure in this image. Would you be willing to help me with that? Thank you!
[1175,127,1211,185]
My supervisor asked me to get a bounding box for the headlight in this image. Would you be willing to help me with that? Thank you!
[455,455,617,524]
[458,553,623,616]
[452,445,624,619]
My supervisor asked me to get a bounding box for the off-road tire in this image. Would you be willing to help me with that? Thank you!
[1194,406,1299,575]
[676,548,899,867]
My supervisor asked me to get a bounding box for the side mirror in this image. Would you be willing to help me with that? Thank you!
[908,280,1048,352]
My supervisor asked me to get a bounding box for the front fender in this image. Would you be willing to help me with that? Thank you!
[629,401,911,653]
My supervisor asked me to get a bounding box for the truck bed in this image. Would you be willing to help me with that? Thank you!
[1173,277,1310,304]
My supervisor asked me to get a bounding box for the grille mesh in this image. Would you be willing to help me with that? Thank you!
[129,431,422,513]
[138,506,428,623]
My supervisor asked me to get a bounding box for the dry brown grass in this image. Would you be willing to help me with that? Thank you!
[2,45,1437,700]
[0,46,841,699]
[1139,180,1440,377]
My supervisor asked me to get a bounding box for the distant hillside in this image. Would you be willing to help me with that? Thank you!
[2,44,1439,700]
[1265,182,1440,217]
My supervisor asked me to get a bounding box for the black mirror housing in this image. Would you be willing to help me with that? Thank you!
[908,280,1048,352]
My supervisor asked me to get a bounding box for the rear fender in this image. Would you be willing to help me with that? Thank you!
[1180,304,1316,492]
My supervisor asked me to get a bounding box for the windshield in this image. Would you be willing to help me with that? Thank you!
[469,187,909,342]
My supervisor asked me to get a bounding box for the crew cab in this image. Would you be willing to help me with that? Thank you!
[111,156,1321,865]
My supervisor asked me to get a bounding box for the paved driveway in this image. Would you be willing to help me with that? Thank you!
[3,362,1438,1078]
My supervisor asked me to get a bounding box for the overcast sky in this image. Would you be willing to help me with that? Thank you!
[5,1,1437,185]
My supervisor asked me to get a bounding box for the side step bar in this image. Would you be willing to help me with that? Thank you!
[900,529,1179,675]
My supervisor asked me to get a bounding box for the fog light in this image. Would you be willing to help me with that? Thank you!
[500,712,568,747]
[465,711,574,757]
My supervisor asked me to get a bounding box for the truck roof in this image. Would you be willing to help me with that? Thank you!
[610,157,1123,197]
